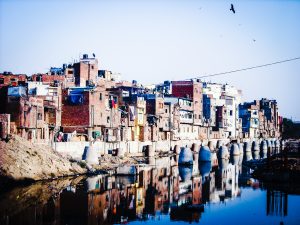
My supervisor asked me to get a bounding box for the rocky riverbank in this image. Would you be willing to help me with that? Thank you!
[0,135,87,186]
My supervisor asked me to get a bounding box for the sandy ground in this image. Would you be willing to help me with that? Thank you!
[0,135,86,181]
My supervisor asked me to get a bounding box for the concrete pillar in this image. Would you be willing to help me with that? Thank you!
[85,145,99,165]
[252,141,260,160]
[218,146,229,160]
[260,140,268,159]
[145,145,155,157]
[208,140,215,151]
[192,143,200,153]
[244,141,252,161]
[174,145,180,155]
[116,147,125,158]
[216,140,222,149]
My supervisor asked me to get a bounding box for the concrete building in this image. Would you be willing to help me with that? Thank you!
[239,101,260,138]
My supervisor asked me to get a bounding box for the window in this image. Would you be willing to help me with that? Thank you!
[99,93,102,100]
[165,109,168,113]
[37,113,42,120]
[0,78,4,84]
[230,110,233,116]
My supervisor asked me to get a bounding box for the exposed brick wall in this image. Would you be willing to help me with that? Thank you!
[61,90,90,129]
[31,74,65,84]
[193,82,203,125]
[0,114,10,138]
[6,96,44,129]
[0,74,27,87]
[74,60,98,87]
[172,81,193,98]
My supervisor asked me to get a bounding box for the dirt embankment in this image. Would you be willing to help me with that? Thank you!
[0,135,86,183]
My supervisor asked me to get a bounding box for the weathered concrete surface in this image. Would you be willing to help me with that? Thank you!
[53,139,206,161]
[0,135,86,182]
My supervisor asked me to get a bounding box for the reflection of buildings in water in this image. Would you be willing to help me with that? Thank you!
[266,190,288,217]
[178,165,193,205]
[2,159,245,225]
[214,160,241,203]
[224,164,239,199]
[58,159,176,224]
[178,165,202,206]
[170,205,202,223]
[192,176,202,205]
[0,194,61,225]
[60,184,90,225]
[199,162,217,203]
[170,166,203,223]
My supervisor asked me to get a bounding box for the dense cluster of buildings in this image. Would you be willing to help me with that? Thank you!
[0,54,282,144]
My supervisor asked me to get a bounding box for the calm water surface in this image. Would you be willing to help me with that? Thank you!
[0,156,299,225]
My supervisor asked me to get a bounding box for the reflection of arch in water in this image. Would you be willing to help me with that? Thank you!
[252,141,260,160]
[219,158,229,170]
[179,165,193,182]
[218,146,229,160]
[243,141,252,161]
[199,161,212,183]
[230,155,240,166]
[199,146,211,162]
[260,140,268,158]
[179,147,193,165]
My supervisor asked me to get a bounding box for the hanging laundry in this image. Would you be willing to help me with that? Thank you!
[111,99,115,108]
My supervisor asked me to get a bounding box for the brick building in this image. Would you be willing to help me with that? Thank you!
[73,54,99,87]
[6,86,46,141]
[0,72,27,88]
[61,86,120,141]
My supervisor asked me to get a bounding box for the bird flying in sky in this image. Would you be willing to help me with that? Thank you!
[230,4,235,14]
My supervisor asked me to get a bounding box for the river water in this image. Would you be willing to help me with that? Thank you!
[0,156,299,225]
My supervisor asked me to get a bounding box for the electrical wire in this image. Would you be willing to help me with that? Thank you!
[189,56,300,80]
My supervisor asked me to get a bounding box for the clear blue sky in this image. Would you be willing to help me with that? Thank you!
[1,0,300,120]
